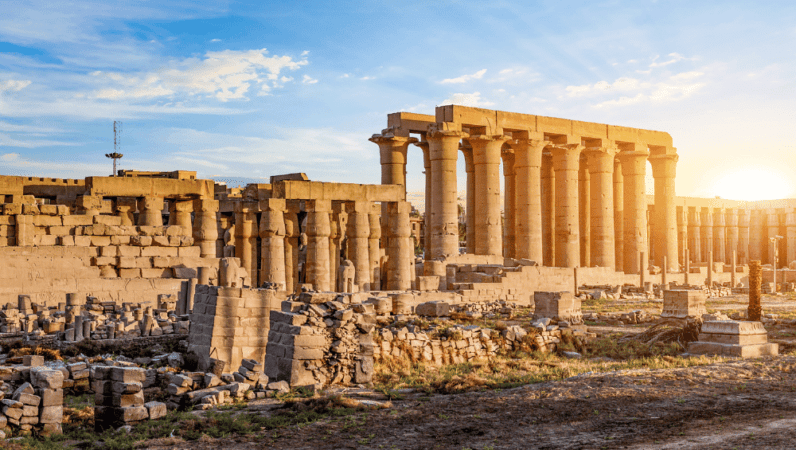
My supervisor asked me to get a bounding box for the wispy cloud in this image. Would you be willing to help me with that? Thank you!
[302,74,318,84]
[0,79,32,93]
[441,69,487,84]
[439,92,494,107]
[0,133,80,148]
[89,48,308,102]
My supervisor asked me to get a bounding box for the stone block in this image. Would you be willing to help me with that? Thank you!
[23,355,44,367]
[116,405,149,423]
[110,367,146,383]
[145,401,167,420]
[30,367,64,389]
[39,405,63,424]
[39,388,63,407]
[416,301,450,317]
[661,290,706,319]
[533,291,582,324]
[416,276,440,291]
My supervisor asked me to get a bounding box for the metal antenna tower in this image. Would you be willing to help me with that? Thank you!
[105,121,123,176]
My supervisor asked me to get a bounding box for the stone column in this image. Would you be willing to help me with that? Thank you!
[617,149,649,274]
[169,200,193,232]
[234,202,258,287]
[470,134,508,256]
[541,151,555,266]
[305,199,331,291]
[584,146,616,269]
[649,153,678,272]
[502,149,516,258]
[427,128,466,259]
[283,200,301,293]
[385,201,413,291]
[551,143,583,268]
[726,209,739,268]
[371,134,418,187]
[138,196,164,227]
[346,201,372,292]
[713,209,726,264]
[193,199,219,258]
[677,207,688,268]
[749,210,763,262]
[460,144,476,254]
[700,208,713,264]
[767,210,779,266]
[787,210,796,267]
[415,141,432,260]
[613,158,624,271]
[116,198,136,226]
[259,199,286,290]
[738,210,750,265]
[369,203,382,291]
[688,207,701,264]
[512,136,546,263]
[578,154,590,267]
[329,206,340,291]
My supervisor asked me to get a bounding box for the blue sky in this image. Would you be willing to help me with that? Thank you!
[1,1,796,200]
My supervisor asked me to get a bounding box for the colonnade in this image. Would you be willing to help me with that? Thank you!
[373,128,679,274]
[675,206,796,268]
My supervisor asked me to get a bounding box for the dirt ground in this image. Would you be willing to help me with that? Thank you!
[135,356,796,450]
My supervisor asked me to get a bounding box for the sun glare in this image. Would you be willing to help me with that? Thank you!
[710,167,795,201]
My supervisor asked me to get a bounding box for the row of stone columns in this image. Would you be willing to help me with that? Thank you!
[374,131,679,275]
[677,207,796,268]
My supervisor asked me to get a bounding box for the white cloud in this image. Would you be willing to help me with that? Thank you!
[0,79,32,93]
[89,48,308,102]
[0,132,80,148]
[441,69,487,84]
[649,52,688,68]
[301,50,309,56]
[566,77,646,97]
[360,76,374,80]
[210,39,221,43]
[302,74,318,84]
[439,92,494,107]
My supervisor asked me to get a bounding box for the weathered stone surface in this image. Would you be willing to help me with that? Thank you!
[661,290,706,319]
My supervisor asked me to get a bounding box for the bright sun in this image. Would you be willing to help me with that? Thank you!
[711,167,795,201]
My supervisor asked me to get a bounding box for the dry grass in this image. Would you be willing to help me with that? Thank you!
[7,345,62,361]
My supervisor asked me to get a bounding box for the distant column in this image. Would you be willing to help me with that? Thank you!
[713,209,726,264]
[138,196,164,227]
[767,210,779,266]
[726,209,739,267]
[283,200,301,293]
[541,151,555,266]
[460,144,476,254]
[737,210,750,265]
[234,202,258,287]
[578,154,591,267]
[551,143,583,268]
[346,201,372,291]
[677,206,688,268]
[259,199,286,290]
[305,199,331,291]
[584,146,616,269]
[193,199,219,258]
[649,153,679,272]
[749,210,763,262]
[427,128,466,258]
[371,134,418,187]
[787,210,796,267]
[502,150,516,258]
[618,148,649,274]
[385,201,413,291]
[613,158,624,271]
[700,208,713,264]
[512,136,546,263]
[169,200,193,232]
[470,134,508,256]
[369,203,382,290]
[414,141,432,260]
[116,198,136,226]
[329,204,341,291]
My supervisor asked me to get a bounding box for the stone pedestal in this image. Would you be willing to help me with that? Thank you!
[688,321,778,357]
[532,291,582,324]
[661,290,706,319]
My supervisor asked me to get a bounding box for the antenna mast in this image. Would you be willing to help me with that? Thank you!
[105,121,123,176]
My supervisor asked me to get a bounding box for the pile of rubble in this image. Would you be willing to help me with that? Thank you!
[0,294,190,343]
[0,355,64,436]
[450,300,519,319]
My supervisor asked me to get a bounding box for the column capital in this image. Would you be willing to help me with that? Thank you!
[738,209,750,227]
[233,201,258,214]
[550,144,583,171]
[713,209,726,226]
[725,209,738,226]
[509,138,547,169]
[258,198,286,212]
[583,146,617,173]
[617,150,649,175]
[369,134,418,145]
[649,153,678,178]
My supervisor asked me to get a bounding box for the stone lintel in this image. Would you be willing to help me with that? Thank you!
[273,180,404,203]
